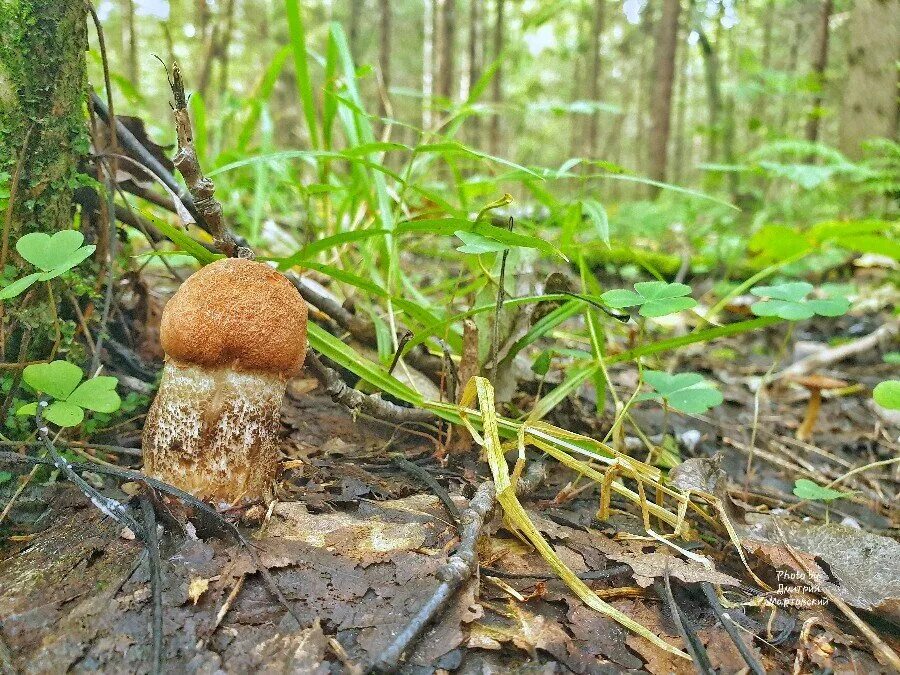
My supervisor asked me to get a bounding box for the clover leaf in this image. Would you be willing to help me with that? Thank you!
[601,281,696,318]
[792,479,852,502]
[16,360,121,428]
[1,230,96,300]
[873,380,900,411]
[750,281,850,321]
[638,370,723,414]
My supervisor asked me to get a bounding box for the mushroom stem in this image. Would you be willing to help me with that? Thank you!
[796,390,822,441]
[143,362,284,505]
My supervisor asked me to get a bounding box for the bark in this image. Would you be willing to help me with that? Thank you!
[466,0,482,145]
[438,0,456,102]
[697,29,721,163]
[672,26,690,184]
[804,0,833,145]
[124,0,139,89]
[778,18,803,136]
[586,0,606,158]
[0,0,91,362]
[378,0,392,122]
[839,0,899,159]
[489,0,505,156]
[422,0,435,130]
[0,0,88,244]
[647,0,681,191]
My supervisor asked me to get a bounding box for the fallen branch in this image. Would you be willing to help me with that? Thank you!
[370,460,546,673]
[778,320,899,379]
[169,64,241,258]
[306,351,437,424]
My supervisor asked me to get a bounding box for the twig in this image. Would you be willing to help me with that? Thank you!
[34,398,144,539]
[140,497,164,675]
[89,92,205,228]
[699,583,766,675]
[86,3,118,379]
[287,273,376,342]
[391,455,460,523]
[0,327,31,424]
[197,574,246,651]
[307,351,437,424]
[659,570,713,674]
[370,460,546,673]
[168,64,239,257]
[777,320,899,379]
[481,563,632,581]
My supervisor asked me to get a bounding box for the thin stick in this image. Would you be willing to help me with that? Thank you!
[306,351,437,424]
[371,460,545,673]
[700,582,766,675]
[169,63,238,257]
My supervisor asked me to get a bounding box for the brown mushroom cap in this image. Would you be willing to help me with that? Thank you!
[789,374,849,391]
[160,258,307,376]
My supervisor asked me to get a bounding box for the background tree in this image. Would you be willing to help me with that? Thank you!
[839,0,899,158]
[648,0,682,190]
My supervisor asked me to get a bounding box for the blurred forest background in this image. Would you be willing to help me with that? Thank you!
[90,0,898,247]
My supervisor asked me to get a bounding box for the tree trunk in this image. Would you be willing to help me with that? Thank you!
[124,0,139,89]
[438,0,456,103]
[804,0,833,145]
[466,0,482,145]
[778,18,803,137]
[647,0,681,191]
[697,29,721,163]
[422,0,435,130]
[0,0,90,361]
[0,0,88,243]
[349,0,363,63]
[489,0,505,156]
[378,0,392,124]
[839,0,899,159]
[586,0,606,158]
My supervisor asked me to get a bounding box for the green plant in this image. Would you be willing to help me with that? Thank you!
[638,370,723,414]
[600,281,697,318]
[0,231,96,300]
[873,381,900,411]
[792,478,852,502]
[16,360,121,427]
[750,282,850,320]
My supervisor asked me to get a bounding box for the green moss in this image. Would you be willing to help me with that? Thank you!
[0,0,89,239]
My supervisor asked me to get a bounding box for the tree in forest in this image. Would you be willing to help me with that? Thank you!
[586,0,606,159]
[489,0,505,156]
[0,0,93,362]
[647,0,681,190]
[839,0,899,158]
[804,0,833,145]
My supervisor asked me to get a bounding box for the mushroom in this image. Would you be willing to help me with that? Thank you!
[142,258,307,505]
[790,374,848,441]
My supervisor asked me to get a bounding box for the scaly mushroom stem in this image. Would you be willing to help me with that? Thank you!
[144,362,284,506]
[796,389,822,441]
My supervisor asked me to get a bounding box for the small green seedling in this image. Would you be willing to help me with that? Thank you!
[0,471,13,486]
[638,370,723,414]
[749,282,849,321]
[0,230,96,300]
[883,352,900,365]
[601,281,696,318]
[873,380,900,411]
[16,360,121,427]
[792,478,852,502]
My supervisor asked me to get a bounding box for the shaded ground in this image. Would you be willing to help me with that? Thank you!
[1,315,898,673]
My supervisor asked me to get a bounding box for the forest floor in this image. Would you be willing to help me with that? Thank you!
[1,268,898,674]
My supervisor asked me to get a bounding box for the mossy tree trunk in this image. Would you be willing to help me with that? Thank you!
[0,0,88,242]
[0,0,90,362]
